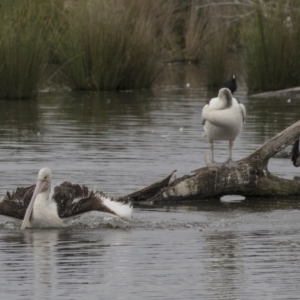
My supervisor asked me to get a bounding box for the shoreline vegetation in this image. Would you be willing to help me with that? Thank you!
[0,0,299,99]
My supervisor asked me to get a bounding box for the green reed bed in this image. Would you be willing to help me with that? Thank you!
[4,0,300,97]
[244,0,300,92]
[56,1,161,91]
[183,0,211,63]
[0,1,50,99]
[201,3,236,89]
[205,20,230,89]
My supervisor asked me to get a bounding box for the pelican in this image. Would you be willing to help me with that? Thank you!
[202,88,246,167]
[291,139,300,167]
[0,168,132,229]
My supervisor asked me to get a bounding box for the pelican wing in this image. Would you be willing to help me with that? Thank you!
[52,182,132,220]
[0,185,35,220]
[239,103,246,122]
[201,104,208,125]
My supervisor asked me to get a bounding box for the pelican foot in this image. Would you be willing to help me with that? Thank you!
[223,159,239,169]
[205,155,221,167]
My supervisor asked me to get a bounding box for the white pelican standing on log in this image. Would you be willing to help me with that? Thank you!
[202,88,246,167]
[0,168,132,229]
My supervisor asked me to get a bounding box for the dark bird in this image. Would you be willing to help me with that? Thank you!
[222,75,237,94]
[291,139,300,167]
[0,168,132,229]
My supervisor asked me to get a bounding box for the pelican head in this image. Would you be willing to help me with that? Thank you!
[21,168,52,230]
[218,88,233,109]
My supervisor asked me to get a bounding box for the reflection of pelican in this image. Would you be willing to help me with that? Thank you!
[292,139,300,167]
[202,88,246,167]
[0,168,132,229]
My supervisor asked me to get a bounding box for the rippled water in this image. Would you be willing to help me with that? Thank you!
[0,64,300,299]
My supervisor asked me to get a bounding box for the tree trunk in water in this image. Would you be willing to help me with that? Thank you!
[118,121,300,204]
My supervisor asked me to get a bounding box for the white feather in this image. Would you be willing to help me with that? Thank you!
[99,193,132,221]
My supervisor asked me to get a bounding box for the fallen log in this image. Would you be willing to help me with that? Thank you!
[250,87,300,98]
[120,120,300,204]
[117,170,176,203]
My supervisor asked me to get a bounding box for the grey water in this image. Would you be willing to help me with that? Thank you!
[0,64,300,299]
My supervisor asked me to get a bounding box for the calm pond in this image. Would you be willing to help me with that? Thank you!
[0,64,300,299]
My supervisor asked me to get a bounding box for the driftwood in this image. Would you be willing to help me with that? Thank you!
[120,120,300,204]
[250,87,300,98]
[118,170,176,203]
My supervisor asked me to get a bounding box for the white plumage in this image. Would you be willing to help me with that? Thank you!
[202,88,246,167]
[19,168,132,230]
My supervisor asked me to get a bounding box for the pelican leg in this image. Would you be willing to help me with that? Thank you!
[224,140,238,168]
[205,141,220,167]
[210,141,214,162]
[229,140,233,161]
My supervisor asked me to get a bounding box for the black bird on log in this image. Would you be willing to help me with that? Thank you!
[222,75,237,94]
[291,139,300,167]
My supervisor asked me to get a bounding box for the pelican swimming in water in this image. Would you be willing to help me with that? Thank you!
[202,88,246,167]
[0,168,132,229]
[291,139,300,167]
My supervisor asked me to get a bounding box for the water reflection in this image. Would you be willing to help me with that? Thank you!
[0,229,132,300]
[57,90,156,128]
[247,96,300,145]
[26,231,59,300]
[0,99,41,139]
[203,231,243,299]
[148,197,300,214]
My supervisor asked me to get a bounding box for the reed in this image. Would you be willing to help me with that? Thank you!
[203,3,234,89]
[0,1,50,99]
[243,0,300,91]
[56,0,163,91]
[183,0,211,62]
[136,1,180,60]
[6,0,300,96]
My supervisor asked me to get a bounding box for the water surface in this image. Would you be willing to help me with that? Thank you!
[0,64,300,299]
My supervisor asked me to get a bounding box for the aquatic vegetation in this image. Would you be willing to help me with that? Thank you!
[55,0,161,91]
[179,0,211,62]
[243,0,300,91]
[0,1,49,99]
[2,0,300,97]
[182,1,239,88]
[205,19,230,89]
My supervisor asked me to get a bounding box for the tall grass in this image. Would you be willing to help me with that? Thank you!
[4,0,300,96]
[205,18,230,89]
[0,1,51,99]
[55,0,163,91]
[244,0,300,91]
[201,2,237,89]
[183,0,211,62]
